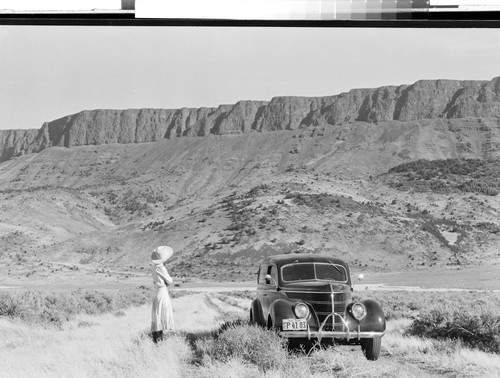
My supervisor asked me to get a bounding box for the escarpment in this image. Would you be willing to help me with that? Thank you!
[0,128,41,162]
[2,77,500,162]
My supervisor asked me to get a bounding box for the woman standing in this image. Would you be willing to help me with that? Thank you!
[150,245,174,343]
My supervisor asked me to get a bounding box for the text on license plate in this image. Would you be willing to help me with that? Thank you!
[282,319,307,331]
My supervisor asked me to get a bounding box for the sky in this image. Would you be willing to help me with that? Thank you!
[1,26,500,130]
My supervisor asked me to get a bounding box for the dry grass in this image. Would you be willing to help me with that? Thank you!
[0,307,192,378]
[354,290,500,320]
[0,290,499,377]
[384,319,500,377]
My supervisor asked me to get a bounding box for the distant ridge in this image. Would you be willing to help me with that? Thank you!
[1,77,500,162]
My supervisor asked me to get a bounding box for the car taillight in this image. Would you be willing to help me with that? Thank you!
[350,302,366,321]
[294,303,310,319]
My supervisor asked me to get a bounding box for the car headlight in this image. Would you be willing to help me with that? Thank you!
[350,302,366,321]
[293,303,310,319]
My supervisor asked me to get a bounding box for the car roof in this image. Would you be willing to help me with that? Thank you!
[262,253,348,268]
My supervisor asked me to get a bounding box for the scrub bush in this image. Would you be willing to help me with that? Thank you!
[0,288,153,327]
[387,158,500,195]
[407,305,500,354]
[196,321,288,371]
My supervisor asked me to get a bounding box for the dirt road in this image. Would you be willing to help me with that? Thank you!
[173,292,249,331]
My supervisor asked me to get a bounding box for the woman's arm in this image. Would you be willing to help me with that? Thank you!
[157,264,173,285]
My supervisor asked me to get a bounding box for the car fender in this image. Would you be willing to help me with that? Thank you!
[359,299,386,332]
[269,298,319,330]
[250,299,265,326]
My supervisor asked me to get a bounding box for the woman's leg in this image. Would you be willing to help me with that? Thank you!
[152,330,164,343]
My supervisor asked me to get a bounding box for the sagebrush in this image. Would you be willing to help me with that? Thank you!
[195,319,288,371]
[406,304,500,354]
[0,287,187,327]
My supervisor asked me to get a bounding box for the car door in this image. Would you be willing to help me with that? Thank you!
[263,264,282,324]
[256,264,269,318]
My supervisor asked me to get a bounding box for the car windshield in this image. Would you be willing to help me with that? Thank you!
[281,263,347,282]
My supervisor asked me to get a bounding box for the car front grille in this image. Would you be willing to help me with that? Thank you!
[285,291,350,331]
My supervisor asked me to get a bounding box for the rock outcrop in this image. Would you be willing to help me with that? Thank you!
[0,129,41,162]
[2,77,500,162]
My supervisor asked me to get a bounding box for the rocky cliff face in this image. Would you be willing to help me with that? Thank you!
[2,77,500,162]
[0,129,41,162]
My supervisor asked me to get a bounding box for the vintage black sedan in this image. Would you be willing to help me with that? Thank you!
[250,254,386,360]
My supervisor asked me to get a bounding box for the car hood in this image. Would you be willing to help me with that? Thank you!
[280,281,351,293]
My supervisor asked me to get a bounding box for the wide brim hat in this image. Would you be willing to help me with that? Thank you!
[151,245,174,265]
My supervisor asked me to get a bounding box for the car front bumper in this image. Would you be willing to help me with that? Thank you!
[279,330,385,341]
[278,309,385,342]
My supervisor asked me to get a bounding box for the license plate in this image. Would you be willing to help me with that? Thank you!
[282,319,307,331]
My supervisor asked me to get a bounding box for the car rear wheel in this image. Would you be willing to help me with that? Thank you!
[361,337,381,361]
[267,316,274,330]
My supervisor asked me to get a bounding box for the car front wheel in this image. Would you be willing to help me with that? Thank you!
[361,337,381,361]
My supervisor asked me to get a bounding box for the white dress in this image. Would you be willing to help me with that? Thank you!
[151,264,174,332]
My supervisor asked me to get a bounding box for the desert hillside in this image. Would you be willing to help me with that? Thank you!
[0,78,499,287]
